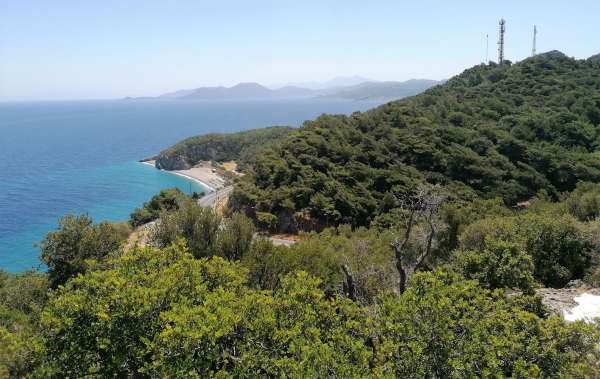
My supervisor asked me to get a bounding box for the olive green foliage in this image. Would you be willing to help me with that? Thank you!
[243,226,396,302]
[0,272,48,378]
[0,271,48,318]
[151,199,254,260]
[157,126,293,169]
[39,214,130,288]
[34,246,598,377]
[460,213,592,287]
[566,181,600,221]
[375,271,598,378]
[255,211,278,231]
[452,238,535,293]
[0,317,44,378]
[218,213,256,260]
[129,187,188,227]
[231,54,600,231]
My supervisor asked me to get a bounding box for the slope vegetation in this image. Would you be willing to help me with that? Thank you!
[231,53,600,229]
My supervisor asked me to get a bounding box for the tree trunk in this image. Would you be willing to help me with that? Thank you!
[341,264,357,301]
[393,245,408,294]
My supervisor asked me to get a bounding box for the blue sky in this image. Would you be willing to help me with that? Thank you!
[1,1,598,100]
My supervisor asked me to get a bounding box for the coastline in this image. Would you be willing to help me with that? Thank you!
[170,171,216,192]
[140,160,218,193]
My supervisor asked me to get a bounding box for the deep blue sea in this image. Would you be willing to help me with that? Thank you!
[0,99,381,271]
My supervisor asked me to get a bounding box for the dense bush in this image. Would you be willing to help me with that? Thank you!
[0,272,48,377]
[151,199,255,260]
[38,214,130,288]
[0,271,47,317]
[460,213,593,287]
[32,244,599,377]
[452,238,535,293]
[566,181,600,221]
[130,188,188,227]
[243,226,396,302]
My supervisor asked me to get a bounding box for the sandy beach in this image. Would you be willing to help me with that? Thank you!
[142,160,225,193]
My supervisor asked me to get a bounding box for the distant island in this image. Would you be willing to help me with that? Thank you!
[124,77,442,102]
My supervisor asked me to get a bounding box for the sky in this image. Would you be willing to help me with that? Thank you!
[1,0,599,101]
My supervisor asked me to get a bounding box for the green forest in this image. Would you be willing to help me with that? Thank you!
[231,51,600,230]
[3,52,600,377]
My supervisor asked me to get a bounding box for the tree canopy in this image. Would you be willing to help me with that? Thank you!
[230,54,600,231]
[28,244,599,377]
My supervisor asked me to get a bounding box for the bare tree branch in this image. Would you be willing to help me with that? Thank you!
[390,184,447,294]
[341,264,357,301]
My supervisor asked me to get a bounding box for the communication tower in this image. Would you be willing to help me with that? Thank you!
[498,19,506,64]
[532,25,538,56]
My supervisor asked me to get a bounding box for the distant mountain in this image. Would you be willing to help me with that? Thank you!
[158,88,198,98]
[137,77,439,101]
[275,76,374,90]
[272,86,318,98]
[321,79,442,101]
[588,53,600,62]
[172,83,273,100]
[156,83,318,100]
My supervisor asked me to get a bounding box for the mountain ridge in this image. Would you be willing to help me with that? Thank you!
[129,78,441,101]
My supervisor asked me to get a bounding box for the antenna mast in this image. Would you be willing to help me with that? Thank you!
[532,25,537,56]
[498,18,506,64]
[486,34,489,64]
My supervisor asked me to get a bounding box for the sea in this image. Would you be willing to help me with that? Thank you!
[0,98,381,271]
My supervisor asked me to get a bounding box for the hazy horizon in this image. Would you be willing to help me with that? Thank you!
[2,0,599,101]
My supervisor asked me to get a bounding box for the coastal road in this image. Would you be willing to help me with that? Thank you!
[198,186,233,209]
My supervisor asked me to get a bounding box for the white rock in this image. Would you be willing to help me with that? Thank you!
[563,293,600,322]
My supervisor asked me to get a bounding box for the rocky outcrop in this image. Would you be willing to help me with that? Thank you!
[154,126,293,171]
[155,144,221,170]
[537,284,600,317]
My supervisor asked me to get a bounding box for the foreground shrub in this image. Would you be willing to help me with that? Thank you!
[460,214,592,287]
[38,214,130,288]
[36,243,599,377]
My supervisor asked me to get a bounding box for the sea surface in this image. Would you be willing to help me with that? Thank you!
[0,98,381,271]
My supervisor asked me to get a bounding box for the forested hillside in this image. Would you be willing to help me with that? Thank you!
[231,52,600,230]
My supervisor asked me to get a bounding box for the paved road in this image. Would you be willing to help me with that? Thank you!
[198,186,233,209]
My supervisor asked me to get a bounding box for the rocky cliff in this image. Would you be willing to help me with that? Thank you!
[155,126,293,170]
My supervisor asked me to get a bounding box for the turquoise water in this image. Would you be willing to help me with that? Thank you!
[0,99,381,271]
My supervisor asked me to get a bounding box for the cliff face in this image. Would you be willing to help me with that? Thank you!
[156,143,222,170]
[154,126,294,170]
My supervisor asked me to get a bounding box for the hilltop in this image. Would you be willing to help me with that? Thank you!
[589,53,600,62]
[319,79,442,101]
[223,51,600,230]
